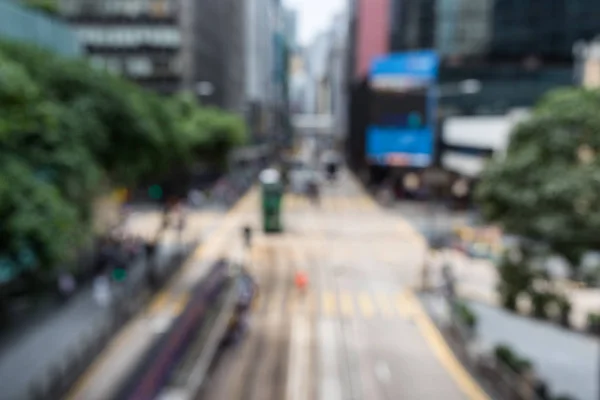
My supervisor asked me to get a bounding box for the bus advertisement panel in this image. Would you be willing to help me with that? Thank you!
[367,51,439,168]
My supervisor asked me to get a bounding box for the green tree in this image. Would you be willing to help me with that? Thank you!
[0,156,80,277]
[0,39,248,278]
[476,88,600,274]
[171,92,247,169]
[0,51,96,273]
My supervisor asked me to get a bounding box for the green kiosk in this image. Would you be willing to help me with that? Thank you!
[259,168,283,233]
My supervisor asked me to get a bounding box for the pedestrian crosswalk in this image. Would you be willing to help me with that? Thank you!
[283,195,378,212]
[278,289,415,320]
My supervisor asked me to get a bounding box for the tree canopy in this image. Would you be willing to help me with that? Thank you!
[0,39,247,278]
[476,88,600,268]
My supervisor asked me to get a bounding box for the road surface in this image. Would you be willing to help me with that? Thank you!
[200,170,486,400]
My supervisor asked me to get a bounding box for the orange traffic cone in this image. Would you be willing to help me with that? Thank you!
[294,271,308,292]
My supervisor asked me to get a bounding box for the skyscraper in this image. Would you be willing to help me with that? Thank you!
[283,7,298,49]
[60,0,246,112]
[355,0,390,79]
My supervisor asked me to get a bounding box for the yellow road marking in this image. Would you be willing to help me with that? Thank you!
[339,292,354,317]
[285,195,295,210]
[171,293,190,316]
[148,291,169,314]
[395,291,410,318]
[67,187,257,399]
[252,285,263,311]
[358,292,375,318]
[405,290,490,400]
[375,293,394,318]
[65,315,143,399]
[322,292,337,316]
[359,195,376,210]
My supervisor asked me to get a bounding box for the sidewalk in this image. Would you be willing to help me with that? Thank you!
[428,249,600,331]
[64,189,256,400]
[420,293,599,400]
[0,209,222,400]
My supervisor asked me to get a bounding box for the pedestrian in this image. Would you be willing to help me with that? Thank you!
[307,179,320,206]
[243,225,252,248]
[231,269,258,342]
[57,271,76,302]
[93,274,112,307]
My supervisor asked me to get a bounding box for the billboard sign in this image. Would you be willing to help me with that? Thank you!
[367,51,439,167]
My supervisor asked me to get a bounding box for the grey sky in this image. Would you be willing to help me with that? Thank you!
[284,0,347,45]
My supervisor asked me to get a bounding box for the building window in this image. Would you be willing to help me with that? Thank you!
[127,57,153,77]
[76,26,181,48]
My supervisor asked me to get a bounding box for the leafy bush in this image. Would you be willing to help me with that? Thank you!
[587,312,600,334]
[496,249,534,311]
[555,295,572,327]
[529,291,554,320]
[453,300,478,329]
[494,344,533,374]
[476,88,600,275]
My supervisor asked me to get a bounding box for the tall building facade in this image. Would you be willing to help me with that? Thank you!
[245,0,275,140]
[389,0,435,52]
[389,0,600,65]
[283,7,297,50]
[60,0,245,112]
[61,0,182,95]
[1,0,81,57]
[328,11,350,138]
[355,0,389,79]
[435,0,492,57]
[189,0,245,111]
[489,0,600,63]
[245,0,291,142]
[385,0,600,115]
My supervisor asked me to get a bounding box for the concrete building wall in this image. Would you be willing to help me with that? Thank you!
[441,110,529,177]
[356,0,389,78]
[436,0,492,57]
[245,0,274,104]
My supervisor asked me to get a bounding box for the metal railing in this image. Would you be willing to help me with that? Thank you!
[436,308,543,400]
[27,242,196,400]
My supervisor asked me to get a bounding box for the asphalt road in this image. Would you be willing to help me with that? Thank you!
[200,170,481,400]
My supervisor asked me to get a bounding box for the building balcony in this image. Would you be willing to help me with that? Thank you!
[74,24,182,51]
[84,44,180,54]
[61,0,179,23]
[65,13,177,25]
